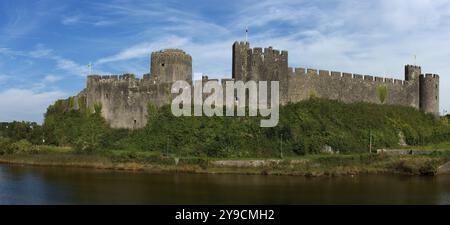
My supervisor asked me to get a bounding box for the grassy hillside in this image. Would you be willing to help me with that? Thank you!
[24,98,448,159]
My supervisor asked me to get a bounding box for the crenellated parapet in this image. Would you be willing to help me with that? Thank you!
[60,40,440,130]
[405,65,421,81]
[151,48,192,84]
[288,67,409,86]
[233,42,288,81]
[232,42,289,102]
[286,65,427,109]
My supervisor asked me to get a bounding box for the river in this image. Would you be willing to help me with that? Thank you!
[0,164,449,204]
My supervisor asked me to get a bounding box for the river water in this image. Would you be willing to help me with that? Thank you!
[0,164,449,204]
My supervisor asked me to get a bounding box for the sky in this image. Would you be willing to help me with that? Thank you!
[0,0,449,123]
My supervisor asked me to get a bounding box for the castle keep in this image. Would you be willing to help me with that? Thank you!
[65,41,440,129]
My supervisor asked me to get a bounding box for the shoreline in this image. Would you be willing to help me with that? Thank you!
[0,152,449,177]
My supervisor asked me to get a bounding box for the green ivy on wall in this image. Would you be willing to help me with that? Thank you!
[377,85,388,104]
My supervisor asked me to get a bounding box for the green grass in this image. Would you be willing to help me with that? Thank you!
[398,141,450,151]
[2,141,449,177]
[1,144,449,176]
[36,145,73,153]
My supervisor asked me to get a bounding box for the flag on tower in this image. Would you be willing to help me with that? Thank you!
[245,25,248,42]
[87,62,93,75]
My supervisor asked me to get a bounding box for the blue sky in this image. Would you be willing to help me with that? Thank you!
[0,0,449,123]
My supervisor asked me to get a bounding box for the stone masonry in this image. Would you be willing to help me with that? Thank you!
[62,41,440,129]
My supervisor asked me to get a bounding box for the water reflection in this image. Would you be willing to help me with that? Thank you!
[0,165,449,205]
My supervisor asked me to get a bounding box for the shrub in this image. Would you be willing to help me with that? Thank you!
[377,85,388,104]
[0,137,13,155]
[291,140,307,156]
[10,139,38,154]
[41,98,450,158]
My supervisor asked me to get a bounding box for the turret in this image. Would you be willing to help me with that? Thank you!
[86,75,101,89]
[150,49,192,83]
[405,65,421,81]
[232,41,250,80]
[404,65,421,108]
[419,74,439,115]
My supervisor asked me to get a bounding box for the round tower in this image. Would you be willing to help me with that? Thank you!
[150,49,192,83]
[419,74,439,115]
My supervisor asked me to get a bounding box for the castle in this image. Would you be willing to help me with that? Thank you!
[64,41,440,129]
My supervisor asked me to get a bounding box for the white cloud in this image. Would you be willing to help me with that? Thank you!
[94,0,450,113]
[61,15,81,25]
[29,48,53,58]
[0,45,94,77]
[31,75,63,91]
[0,74,10,83]
[0,88,67,123]
[3,0,449,117]
[96,36,190,64]
[43,74,62,83]
[0,47,25,57]
[54,57,88,75]
[61,14,115,27]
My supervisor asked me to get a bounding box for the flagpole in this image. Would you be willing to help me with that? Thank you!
[245,26,248,42]
[88,62,93,75]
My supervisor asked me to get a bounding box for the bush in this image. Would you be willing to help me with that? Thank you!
[0,121,43,144]
[291,140,307,156]
[10,139,38,154]
[41,98,450,158]
[0,137,13,155]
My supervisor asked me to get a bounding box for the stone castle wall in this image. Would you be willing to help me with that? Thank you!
[59,41,440,129]
[84,74,175,129]
[232,41,439,113]
[286,68,420,108]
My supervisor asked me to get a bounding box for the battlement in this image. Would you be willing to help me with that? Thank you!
[331,71,341,77]
[364,75,374,81]
[151,47,192,83]
[234,41,249,46]
[421,73,440,79]
[70,40,440,129]
[88,74,137,82]
[142,73,151,80]
[233,41,288,88]
[247,46,288,62]
[405,64,422,81]
[405,64,421,69]
[153,48,189,56]
[289,67,408,86]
